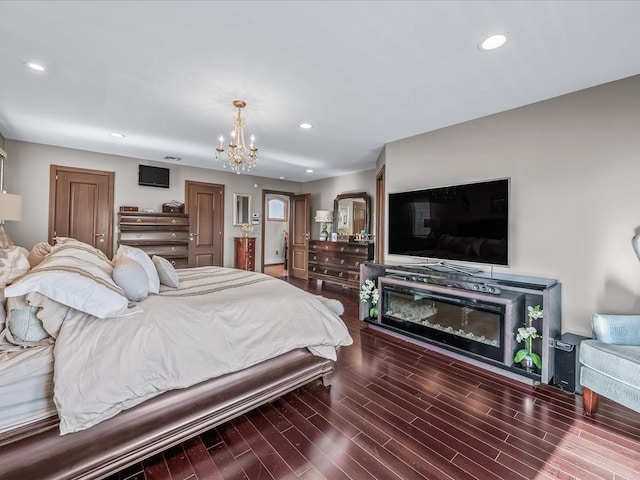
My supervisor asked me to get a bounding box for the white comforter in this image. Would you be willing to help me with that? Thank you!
[53,267,352,434]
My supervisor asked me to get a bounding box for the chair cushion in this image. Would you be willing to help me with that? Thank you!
[580,339,640,388]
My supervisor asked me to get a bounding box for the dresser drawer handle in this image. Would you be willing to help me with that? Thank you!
[171,219,177,224]
[136,234,142,238]
[170,260,176,266]
[136,218,142,223]
[340,259,344,264]
[312,255,317,261]
[355,261,360,267]
[324,257,329,262]
[355,274,359,280]
[312,267,316,272]
[171,247,176,252]
[338,272,344,277]
[323,269,328,274]
[354,248,360,253]
[324,246,329,250]
[340,247,345,252]
[171,233,176,239]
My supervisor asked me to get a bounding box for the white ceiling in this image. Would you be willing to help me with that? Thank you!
[1,1,640,182]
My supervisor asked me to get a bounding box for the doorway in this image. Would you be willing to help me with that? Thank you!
[261,190,293,278]
[48,165,115,257]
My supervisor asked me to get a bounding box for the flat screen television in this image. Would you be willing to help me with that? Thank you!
[388,178,509,266]
[138,165,170,188]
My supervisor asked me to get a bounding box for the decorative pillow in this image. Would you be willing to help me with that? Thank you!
[4,239,129,319]
[8,304,49,342]
[0,246,30,286]
[115,245,160,294]
[27,241,52,268]
[113,255,149,302]
[152,255,179,288]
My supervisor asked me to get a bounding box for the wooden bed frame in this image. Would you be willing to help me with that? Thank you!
[0,348,334,480]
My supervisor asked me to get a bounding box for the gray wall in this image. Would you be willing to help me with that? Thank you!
[303,169,376,239]
[4,140,304,269]
[385,74,640,336]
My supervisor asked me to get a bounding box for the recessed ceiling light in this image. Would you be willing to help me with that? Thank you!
[299,122,313,129]
[306,169,314,173]
[279,176,286,180]
[25,61,46,72]
[480,34,507,51]
[163,156,182,161]
[110,132,126,138]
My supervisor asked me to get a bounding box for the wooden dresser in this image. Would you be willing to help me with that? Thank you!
[118,212,190,268]
[308,240,374,289]
[235,237,256,271]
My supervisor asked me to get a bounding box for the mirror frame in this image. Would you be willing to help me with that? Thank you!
[233,193,252,226]
[333,192,370,237]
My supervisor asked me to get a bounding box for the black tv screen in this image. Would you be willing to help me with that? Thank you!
[388,178,509,266]
[138,165,170,188]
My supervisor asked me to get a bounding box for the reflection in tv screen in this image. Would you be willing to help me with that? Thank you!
[388,178,509,266]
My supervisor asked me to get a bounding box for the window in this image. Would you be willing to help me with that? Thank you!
[267,198,288,222]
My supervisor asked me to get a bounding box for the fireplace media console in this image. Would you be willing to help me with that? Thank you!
[360,263,561,384]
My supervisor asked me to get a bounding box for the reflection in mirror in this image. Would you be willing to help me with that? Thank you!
[233,193,251,225]
[333,192,369,236]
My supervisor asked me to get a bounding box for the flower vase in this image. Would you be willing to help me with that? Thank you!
[369,306,378,318]
[521,355,535,372]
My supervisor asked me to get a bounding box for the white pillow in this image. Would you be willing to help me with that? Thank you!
[152,256,180,288]
[115,245,160,294]
[5,239,129,319]
[113,255,149,302]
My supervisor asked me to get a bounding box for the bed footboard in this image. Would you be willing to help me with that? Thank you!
[0,349,334,480]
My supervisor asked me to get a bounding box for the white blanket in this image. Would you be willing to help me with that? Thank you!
[53,267,352,434]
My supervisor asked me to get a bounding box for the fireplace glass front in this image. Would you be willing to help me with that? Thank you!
[380,283,508,362]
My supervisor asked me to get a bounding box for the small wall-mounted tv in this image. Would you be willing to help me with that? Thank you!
[388,178,509,266]
[138,165,170,188]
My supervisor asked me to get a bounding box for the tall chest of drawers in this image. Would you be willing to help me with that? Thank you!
[308,240,374,289]
[235,237,256,271]
[118,212,190,268]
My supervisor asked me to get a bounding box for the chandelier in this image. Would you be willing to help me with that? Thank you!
[215,100,258,174]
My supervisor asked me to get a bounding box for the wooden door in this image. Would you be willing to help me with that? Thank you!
[48,165,114,257]
[186,181,224,267]
[290,193,311,279]
[375,165,385,262]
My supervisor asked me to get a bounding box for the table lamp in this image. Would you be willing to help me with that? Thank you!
[314,210,333,241]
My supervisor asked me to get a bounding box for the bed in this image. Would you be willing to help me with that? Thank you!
[0,239,352,480]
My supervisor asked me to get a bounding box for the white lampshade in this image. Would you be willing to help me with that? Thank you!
[314,210,332,223]
[0,193,22,221]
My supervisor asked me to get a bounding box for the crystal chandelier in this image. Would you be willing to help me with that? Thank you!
[215,100,258,174]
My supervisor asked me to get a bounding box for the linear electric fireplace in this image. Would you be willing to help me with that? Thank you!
[378,276,524,367]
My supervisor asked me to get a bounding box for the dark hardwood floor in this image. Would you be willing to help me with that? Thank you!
[108,277,640,480]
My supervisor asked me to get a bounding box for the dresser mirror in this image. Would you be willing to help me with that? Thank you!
[233,193,251,226]
[333,192,369,236]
